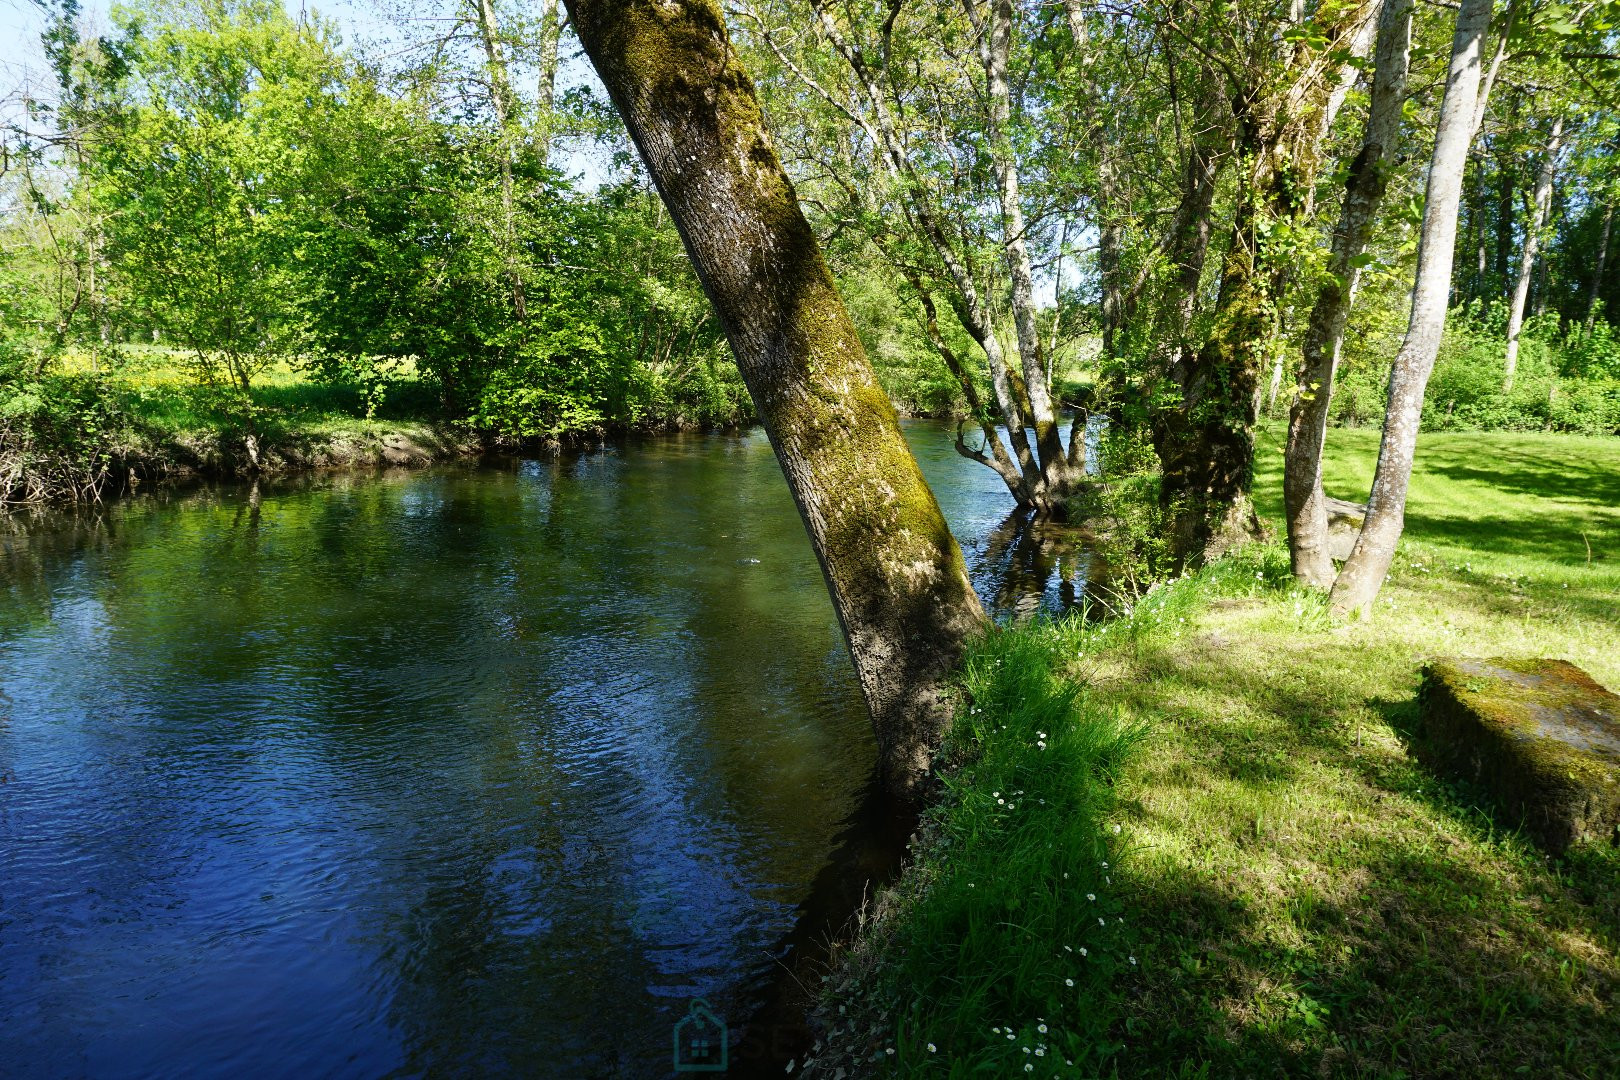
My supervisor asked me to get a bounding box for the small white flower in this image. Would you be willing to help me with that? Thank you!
[1064,978,1074,987]
[927,1043,937,1053]
[1035,1048,1046,1057]
[1037,1024,1047,1034]
[885,1048,895,1055]
[1022,1047,1030,1054]
[1098,917,1105,926]
[1079,947,1087,956]
[1063,945,1072,952]
[1023,1065,1033,1073]
[1112,825,1121,834]
[1129,956,1137,965]
[1086,893,1095,901]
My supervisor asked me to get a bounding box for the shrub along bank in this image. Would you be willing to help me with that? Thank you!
[808,428,1620,1078]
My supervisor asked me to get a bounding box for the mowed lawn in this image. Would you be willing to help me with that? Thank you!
[840,427,1619,1079]
[1104,427,1620,1076]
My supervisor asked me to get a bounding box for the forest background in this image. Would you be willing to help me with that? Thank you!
[3,0,1618,534]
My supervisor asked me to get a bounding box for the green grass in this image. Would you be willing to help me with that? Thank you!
[821,428,1620,1078]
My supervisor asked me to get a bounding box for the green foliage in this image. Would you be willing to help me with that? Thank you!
[1068,424,1180,596]
[830,423,1620,1075]
[814,616,1145,1076]
[1330,303,1620,435]
[0,344,134,501]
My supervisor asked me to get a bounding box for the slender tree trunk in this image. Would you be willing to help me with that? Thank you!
[1584,203,1613,342]
[977,0,1075,500]
[805,0,1051,509]
[1285,0,1412,588]
[474,0,528,320]
[1330,0,1493,617]
[1494,144,1515,296]
[1503,116,1564,393]
[536,0,562,169]
[563,0,989,794]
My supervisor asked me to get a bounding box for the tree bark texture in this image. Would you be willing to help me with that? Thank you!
[563,0,989,794]
[1330,0,1493,617]
[977,0,1075,499]
[1503,116,1564,393]
[1154,0,1380,568]
[1285,0,1412,588]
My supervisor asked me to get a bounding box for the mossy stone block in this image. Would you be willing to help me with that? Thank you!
[1417,658,1620,853]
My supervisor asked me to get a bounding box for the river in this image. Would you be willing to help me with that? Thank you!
[0,420,1089,1078]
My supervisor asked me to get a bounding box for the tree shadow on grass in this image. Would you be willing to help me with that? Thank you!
[1101,637,1620,1078]
[1416,444,1620,513]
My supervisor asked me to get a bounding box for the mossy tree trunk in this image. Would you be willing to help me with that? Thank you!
[1285,0,1413,588]
[563,0,989,794]
[1331,0,1494,617]
[1153,2,1379,569]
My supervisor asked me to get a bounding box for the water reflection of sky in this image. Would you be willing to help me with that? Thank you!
[0,421,1082,1077]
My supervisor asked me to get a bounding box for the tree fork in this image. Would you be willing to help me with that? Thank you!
[563,0,989,794]
[1331,0,1494,617]
[1285,0,1413,588]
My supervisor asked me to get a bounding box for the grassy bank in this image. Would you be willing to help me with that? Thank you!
[812,428,1619,1078]
[1,349,478,503]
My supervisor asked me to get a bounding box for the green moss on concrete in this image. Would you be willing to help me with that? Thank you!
[1418,657,1620,851]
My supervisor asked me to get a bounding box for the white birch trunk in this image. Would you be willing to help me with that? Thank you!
[1503,116,1564,393]
[1330,0,1493,617]
[1284,0,1412,588]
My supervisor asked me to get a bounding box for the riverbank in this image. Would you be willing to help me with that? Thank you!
[804,428,1620,1077]
[0,351,764,505]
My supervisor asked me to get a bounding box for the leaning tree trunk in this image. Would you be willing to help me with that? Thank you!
[1285,0,1412,588]
[563,0,989,794]
[1503,116,1565,393]
[1331,0,1494,617]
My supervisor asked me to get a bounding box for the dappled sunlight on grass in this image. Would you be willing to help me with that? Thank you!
[1084,423,1620,1075]
[837,429,1618,1078]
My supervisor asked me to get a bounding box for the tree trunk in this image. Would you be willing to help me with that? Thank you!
[536,0,562,169]
[1494,143,1515,296]
[1285,0,1413,588]
[563,0,990,794]
[1330,0,1494,618]
[977,0,1074,500]
[1503,116,1564,393]
[1584,203,1613,342]
[474,0,528,320]
[807,0,1049,510]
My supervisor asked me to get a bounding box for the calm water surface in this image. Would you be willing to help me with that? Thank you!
[0,420,1088,1078]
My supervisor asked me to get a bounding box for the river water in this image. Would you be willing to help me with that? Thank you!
[0,420,1088,1078]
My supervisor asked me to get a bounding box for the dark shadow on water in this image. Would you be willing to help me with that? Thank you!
[726,772,918,1078]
